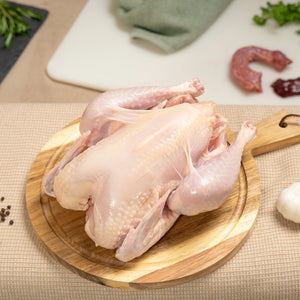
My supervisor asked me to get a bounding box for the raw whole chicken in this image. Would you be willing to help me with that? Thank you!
[43,79,256,262]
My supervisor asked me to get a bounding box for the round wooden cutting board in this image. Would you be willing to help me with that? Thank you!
[26,110,300,290]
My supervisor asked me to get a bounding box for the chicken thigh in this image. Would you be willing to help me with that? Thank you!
[43,79,256,262]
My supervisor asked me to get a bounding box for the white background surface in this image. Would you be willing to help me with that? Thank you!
[47,0,300,105]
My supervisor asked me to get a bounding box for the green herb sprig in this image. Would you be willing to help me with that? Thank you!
[253,1,300,34]
[0,0,42,48]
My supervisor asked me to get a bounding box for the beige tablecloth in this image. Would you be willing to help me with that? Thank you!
[0,103,300,299]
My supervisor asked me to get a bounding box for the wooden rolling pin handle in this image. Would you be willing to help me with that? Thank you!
[246,110,300,157]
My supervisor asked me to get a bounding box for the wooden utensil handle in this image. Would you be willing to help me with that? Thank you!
[228,110,300,157]
[249,110,300,156]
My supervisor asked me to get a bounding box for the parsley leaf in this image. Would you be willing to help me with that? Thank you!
[253,1,300,34]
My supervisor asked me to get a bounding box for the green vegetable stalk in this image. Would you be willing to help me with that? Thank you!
[0,0,43,48]
[253,1,300,34]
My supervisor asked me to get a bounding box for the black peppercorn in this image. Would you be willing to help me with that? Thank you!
[0,196,13,225]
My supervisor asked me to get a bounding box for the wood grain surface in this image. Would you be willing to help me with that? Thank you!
[26,110,300,290]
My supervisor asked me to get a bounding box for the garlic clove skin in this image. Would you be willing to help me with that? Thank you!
[277,182,300,223]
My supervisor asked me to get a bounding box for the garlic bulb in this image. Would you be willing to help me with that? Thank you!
[277,182,300,223]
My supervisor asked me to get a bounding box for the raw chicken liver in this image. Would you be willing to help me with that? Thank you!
[43,79,256,262]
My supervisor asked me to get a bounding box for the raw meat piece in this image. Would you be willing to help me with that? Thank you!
[230,46,292,92]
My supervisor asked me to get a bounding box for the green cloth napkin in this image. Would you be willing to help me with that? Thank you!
[117,0,233,53]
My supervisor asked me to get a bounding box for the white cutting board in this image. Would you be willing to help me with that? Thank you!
[47,0,300,105]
